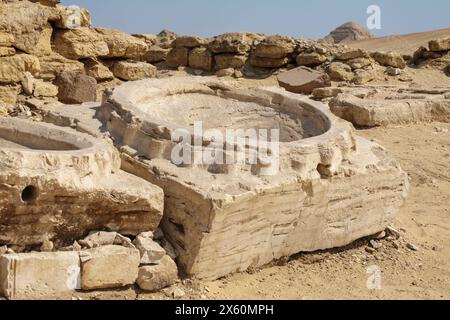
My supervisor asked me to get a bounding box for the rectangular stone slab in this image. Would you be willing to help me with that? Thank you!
[0,251,80,300]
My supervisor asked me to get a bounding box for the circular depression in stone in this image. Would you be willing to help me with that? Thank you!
[0,118,93,151]
[135,92,329,143]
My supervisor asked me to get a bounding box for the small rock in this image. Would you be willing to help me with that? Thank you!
[365,247,376,253]
[374,231,386,240]
[386,226,401,239]
[133,235,166,265]
[386,67,402,76]
[434,127,449,133]
[406,243,419,251]
[136,255,179,292]
[369,240,383,250]
[173,288,185,299]
[40,237,54,252]
[0,245,7,255]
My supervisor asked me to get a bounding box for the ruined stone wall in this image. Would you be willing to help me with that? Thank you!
[2,0,448,114]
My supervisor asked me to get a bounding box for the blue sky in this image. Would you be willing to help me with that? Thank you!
[61,0,450,39]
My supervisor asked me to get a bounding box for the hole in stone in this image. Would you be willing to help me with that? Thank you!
[21,185,39,203]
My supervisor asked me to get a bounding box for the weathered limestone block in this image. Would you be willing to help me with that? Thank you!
[133,233,166,265]
[188,47,213,71]
[345,57,373,70]
[0,118,164,249]
[80,245,140,290]
[296,52,327,67]
[99,78,409,280]
[172,36,206,48]
[371,51,406,69]
[336,49,367,61]
[429,37,450,52]
[166,47,189,68]
[208,32,259,54]
[0,84,21,104]
[0,1,52,55]
[113,61,157,81]
[21,71,58,97]
[0,54,40,84]
[254,35,295,59]
[278,67,331,94]
[214,54,247,70]
[145,45,170,63]
[0,32,14,47]
[0,251,80,300]
[38,53,85,81]
[329,94,450,126]
[95,28,148,59]
[250,55,290,68]
[137,255,178,292]
[53,28,109,60]
[327,62,354,81]
[54,71,97,103]
[0,46,15,57]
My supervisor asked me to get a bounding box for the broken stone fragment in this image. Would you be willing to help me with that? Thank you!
[54,71,97,103]
[278,66,331,95]
[113,61,157,81]
[79,231,134,249]
[0,1,52,55]
[0,251,81,300]
[80,245,140,290]
[133,234,166,265]
[136,255,178,292]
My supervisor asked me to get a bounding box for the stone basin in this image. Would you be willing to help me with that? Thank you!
[98,77,409,280]
[0,117,164,250]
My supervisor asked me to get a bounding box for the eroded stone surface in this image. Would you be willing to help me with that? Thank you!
[328,87,450,126]
[80,245,140,290]
[0,118,164,250]
[0,251,80,300]
[97,77,409,280]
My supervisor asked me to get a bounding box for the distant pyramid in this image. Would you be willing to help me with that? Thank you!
[322,21,374,43]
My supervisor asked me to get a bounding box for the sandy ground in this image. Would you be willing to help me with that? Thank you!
[347,28,450,55]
